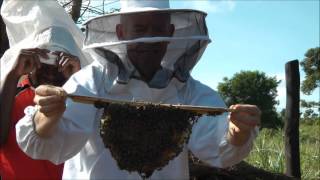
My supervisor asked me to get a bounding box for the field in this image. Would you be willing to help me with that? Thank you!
[245,120,320,179]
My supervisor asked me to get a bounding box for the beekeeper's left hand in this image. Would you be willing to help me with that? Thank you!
[227,104,261,146]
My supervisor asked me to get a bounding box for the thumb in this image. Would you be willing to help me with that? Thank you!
[35,85,66,97]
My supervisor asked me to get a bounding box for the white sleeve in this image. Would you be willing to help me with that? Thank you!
[186,78,258,168]
[188,114,258,168]
[16,68,100,165]
[16,97,98,165]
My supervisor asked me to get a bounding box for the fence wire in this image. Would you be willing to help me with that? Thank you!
[57,0,120,24]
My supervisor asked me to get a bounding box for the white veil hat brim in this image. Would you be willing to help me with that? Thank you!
[81,0,211,88]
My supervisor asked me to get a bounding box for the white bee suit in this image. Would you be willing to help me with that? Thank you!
[14,0,258,179]
[16,60,258,179]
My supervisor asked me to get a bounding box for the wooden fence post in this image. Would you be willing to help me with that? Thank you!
[284,60,301,178]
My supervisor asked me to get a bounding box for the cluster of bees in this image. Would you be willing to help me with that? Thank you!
[99,103,200,178]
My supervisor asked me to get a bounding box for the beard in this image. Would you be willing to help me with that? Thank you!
[127,42,168,81]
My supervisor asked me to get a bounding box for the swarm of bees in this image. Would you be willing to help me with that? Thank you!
[99,103,200,179]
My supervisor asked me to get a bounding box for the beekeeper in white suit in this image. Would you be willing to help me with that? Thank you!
[16,0,261,179]
[0,0,92,102]
[0,0,92,178]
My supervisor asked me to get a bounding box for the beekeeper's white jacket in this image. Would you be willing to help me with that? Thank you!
[16,60,258,179]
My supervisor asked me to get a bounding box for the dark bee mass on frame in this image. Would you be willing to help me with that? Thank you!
[98,102,219,179]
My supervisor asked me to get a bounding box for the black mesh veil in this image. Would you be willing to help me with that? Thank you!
[83,10,211,88]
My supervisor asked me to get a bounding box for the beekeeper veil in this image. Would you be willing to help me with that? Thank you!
[0,0,93,82]
[83,0,211,88]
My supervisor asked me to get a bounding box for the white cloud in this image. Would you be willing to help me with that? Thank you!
[177,0,236,13]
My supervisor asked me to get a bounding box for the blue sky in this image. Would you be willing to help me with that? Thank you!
[170,0,319,111]
[97,0,319,111]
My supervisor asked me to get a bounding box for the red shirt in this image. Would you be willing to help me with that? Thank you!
[0,77,63,180]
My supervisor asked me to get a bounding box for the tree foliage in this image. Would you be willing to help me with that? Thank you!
[300,99,320,120]
[299,47,320,121]
[217,71,282,129]
[300,47,320,95]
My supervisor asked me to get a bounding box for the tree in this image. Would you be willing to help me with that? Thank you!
[68,0,83,22]
[299,47,320,121]
[217,70,282,129]
[58,0,120,24]
[300,47,320,95]
[300,99,320,120]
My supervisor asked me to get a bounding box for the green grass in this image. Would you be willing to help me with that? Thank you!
[245,120,320,179]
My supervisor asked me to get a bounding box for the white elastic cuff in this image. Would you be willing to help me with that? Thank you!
[24,105,39,132]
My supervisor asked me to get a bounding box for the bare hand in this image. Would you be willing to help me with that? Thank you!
[227,104,261,146]
[52,51,81,79]
[33,85,67,117]
[12,48,49,77]
[33,85,67,137]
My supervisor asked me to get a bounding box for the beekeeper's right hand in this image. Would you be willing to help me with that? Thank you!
[33,85,67,137]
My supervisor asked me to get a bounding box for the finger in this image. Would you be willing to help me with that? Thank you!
[61,58,73,77]
[58,56,68,72]
[18,54,38,74]
[35,48,49,59]
[59,55,71,71]
[229,120,253,133]
[230,104,261,116]
[20,49,39,55]
[53,51,71,61]
[32,51,42,69]
[34,94,66,106]
[229,122,241,134]
[19,49,43,70]
[230,113,260,127]
[51,51,64,56]
[38,102,66,115]
[60,56,71,67]
[35,85,67,97]
[53,51,77,60]
[62,58,80,74]
[20,55,35,73]
[23,48,49,59]
[63,57,80,69]
[64,60,81,79]
[229,108,261,127]
[61,57,71,67]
